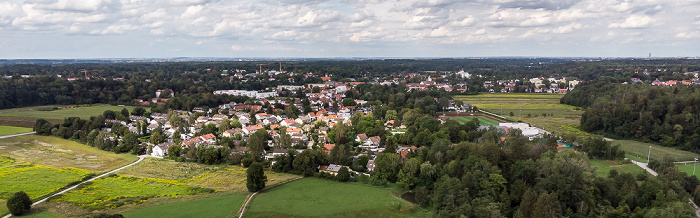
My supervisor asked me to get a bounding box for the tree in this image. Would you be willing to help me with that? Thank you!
[246,162,267,192]
[294,149,322,176]
[532,192,561,218]
[33,119,53,135]
[131,107,146,116]
[374,153,402,182]
[248,130,268,161]
[342,98,356,106]
[7,191,32,216]
[150,129,164,145]
[120,108,129,118]
[117,133,139,154]
[336,167,351,182]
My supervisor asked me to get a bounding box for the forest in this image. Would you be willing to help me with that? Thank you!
[562,79,700,151]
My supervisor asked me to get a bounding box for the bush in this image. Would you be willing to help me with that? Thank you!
[336,167,351,182]
[88,213,124,218]
[7,191,32,216]
[175,157,186,162]
[242,158,254,167]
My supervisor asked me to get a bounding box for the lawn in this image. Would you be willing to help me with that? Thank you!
[122,194,246,218]
[676,163,700,180]
[446,116,500,126]
[0,104,133,120]
[120,158,299,192]
[0,126,33,136]
[613,140,700,162]
[0,135,137,172]
[589,159,646,178]
[52,175,214,211]
[245,178,424,217]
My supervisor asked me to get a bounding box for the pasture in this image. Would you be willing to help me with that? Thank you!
[245,178,424,217]
[0,104,133,121]
[589,159,646,178]
[120,158,298,192]
[0,135,137,172]
[51,175,214,211]
[121,194,246,218]
[0,126,32,136]
[455,94,585,138]
[613,140,700,162]
[445,116,500,126]
[676,163,700,179]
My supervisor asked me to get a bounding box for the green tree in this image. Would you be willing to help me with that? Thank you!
[118,133,139,154]
[246,162,267,192]
[168,144,182,159]
[33,119,53,135]
[293,149,322,176]
[248,130,268,161]
[131,107,146,116]
[374,153,402,182]
[532,192,561,218]
[342,98,356,106]
[336,167,351,182]
[150,130,164,145]
[7,191,32,216]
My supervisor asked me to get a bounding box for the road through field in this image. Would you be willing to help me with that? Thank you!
[0,132,36,139]
[2,155,146,218]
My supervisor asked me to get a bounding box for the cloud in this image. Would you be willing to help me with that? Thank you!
[609,15,654,29]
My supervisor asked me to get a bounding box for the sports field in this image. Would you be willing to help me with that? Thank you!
[445,116,500,126]
[0,126,33,136]
[613,140,700,162]
[245,178,424,217]
[589,159,646,178]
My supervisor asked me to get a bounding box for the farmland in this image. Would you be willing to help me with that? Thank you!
[0,135,137,172]
[120,158,299,192]
[245,178,424,217]
[455,93,585,137]
[51,175,214,211]
[0,104,134,127]
[121,194,246,218]
[0,126,32,136]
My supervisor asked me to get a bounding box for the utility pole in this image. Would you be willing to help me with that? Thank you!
[695,158,698,176]
[647,146,651,163]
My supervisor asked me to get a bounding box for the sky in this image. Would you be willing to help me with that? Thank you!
[0,0,699,59]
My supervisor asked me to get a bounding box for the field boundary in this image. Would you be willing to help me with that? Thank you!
[237,176,303,218]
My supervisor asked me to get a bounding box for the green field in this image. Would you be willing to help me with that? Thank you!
[676,164,700,180]
[0,199,6,216]
[0,135,137,172]
[0,160,92,200]
[122,194,246,218]
[455,94,584,138]
[0,126,32,136]
[120,158,299,192]
[589,159,646,178]
[0,104,133,120]
[52,175,213,211]
[246,178,423,217]
[613,140,700,162]
[445,116,500,126]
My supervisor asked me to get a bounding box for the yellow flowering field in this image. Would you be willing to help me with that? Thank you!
[0,155,92,200]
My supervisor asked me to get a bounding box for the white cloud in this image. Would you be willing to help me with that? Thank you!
[609,15,654,29]
[675,31,700,39]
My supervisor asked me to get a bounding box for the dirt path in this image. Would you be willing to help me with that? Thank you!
[238,176,303,218]
[2,155,146,218]
[0,131,36,139]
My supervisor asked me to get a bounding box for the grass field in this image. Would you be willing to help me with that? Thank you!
[0,200,6,216]
[0,104,133,121]
[589,159,646,178]
[122,194,246,218]
[0,135,137,172]
[445,116,500,126]
[0,126,32,136]
[120,158,299,192]
[246,178,424,217]
[613,140,700,162]
[676,164,700,179]
[455,94,584,138]
[0,160,92,200]
[52,175,214,211]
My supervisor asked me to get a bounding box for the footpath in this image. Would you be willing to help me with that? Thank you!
[630,159,699,217]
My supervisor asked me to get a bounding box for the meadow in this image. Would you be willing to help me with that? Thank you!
[455,94,584,138]
[245,178,424,217]
[120,158,299,192]
[445,116,500,126]
[676,163,700,180]
[0,104,133,120]
[51,175,214,211]
[0,135,137,172]
[0,126,33,136]
[121,194,246,218]
[613,140,700,162]
[589,159,646,178]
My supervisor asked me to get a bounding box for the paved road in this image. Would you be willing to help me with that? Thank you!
[630,160,658,176]
[2,155,146,218]
[0,131,36,139]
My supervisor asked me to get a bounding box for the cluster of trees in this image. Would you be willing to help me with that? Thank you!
[563,79,700,150]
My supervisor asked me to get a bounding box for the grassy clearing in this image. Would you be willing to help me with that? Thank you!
[120,158,298,192]
[0,104,133,120]
[0,135,136,172]
[0,126,32,136]
[121,194,246,218]
[0,160,92,200]
[676,164,700,180]
[613,140,700,162]
[589,159,646,178]
[52,175,213,211]
[445,116,500,126]
[246,178,424,217]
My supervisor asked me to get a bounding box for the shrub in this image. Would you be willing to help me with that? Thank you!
[7,191,32,216]
[242,158,254,167]
[336,167,350,182]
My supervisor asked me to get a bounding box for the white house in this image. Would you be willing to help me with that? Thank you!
[151,143,173,157]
